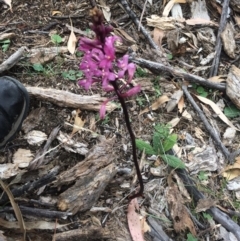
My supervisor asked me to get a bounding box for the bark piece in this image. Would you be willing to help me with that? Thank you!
[226,65,240,109]
[26,86,117,112]
[56,138,117,214]
[221,23,236,59]
[55,227,113,241]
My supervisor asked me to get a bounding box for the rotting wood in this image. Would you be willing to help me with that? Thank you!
[55,227,114,241]
[55,137,117,214]
[26,86,117,112]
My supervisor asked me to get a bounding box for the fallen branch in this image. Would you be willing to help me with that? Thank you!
[0,206,71,219]
[26,86,117,112]
[120,0,161,53]
[0,46,26,73]
[132,57,226,91]
[55,227,113,241]
[209,0,230,77]
[0,166,59,205]
[182,85,239,164]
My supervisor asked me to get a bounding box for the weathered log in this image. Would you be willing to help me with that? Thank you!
[56,137,117,214]
[26,86,117,112]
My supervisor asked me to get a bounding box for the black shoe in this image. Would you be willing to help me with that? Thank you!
[0,76,29,148]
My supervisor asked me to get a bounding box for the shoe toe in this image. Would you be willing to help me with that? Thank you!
[0,76,29,148]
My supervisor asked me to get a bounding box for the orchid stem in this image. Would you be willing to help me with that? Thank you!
[111,81,144,199]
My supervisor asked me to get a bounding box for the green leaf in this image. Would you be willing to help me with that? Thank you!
[136,139,155,155]
[200,91,208,97]
[198,171,208,181]
[224,105,240,118]
[152,132,164,154]
[196,86,205,94]
[160,154,185,169]
[163,134,177,152]
[203,212,212,220]
[167,53,173,60]
[51,34,63,44]
[187,233,198,241]
[33,63,44,72]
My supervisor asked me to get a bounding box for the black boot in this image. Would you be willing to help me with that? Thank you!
[0,76,29,148]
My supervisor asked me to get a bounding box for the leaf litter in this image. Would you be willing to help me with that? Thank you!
[0,0,240,241]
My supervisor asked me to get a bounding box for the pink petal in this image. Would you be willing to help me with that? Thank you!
[121,85,141,98]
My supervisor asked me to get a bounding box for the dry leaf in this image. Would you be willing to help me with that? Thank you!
[166,180,196,235]
[166,90,183,112]
[114,28,136,44]
[178,96,184,113]
[182,109,192,121]
[67,19,77,54]
[208,75,226,83]
[186,18,217,26]
[167,117,181,128]
[72,109,85,134]
[52,11,62,15]
[99,0,111,22]
[195,198,217,213]
[141,216,151,233]
[127,198,145,241]
[223,156,240,180]
[152,28,165,49]
[3,0,12,11]
[195,95,240,131]
[139,95,169,115]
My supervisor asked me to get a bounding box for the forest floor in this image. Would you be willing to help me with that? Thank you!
[1,0,240,241]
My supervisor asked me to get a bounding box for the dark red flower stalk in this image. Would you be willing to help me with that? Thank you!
[78,7,143,199]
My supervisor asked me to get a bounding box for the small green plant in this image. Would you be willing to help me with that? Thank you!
[51,34,63,45]
[203,212,212,221]
[62,70,83,81]
[32,63,45,72]
[167,53,173,60]
[136,124,185,169]
[196,86,208,97]
[135,67,148,77]
[198,171,208,181]
[136,96,146,106]
[224,105,240,118]
[192,84,211,97]
[0,39,11,52]
[152,76,162,97]
[187,233,198,241]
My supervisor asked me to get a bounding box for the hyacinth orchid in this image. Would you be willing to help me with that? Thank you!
[78,7,143,199]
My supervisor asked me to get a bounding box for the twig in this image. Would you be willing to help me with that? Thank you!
[119,0,161,52]
[28,125,61,170]
[0,166,59,205]
[0,206,72,219]
[0,46,26,73]
[209,0,230,77]
[175,168,240,241]
[132,57,226,91]
[182,85,232,162]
